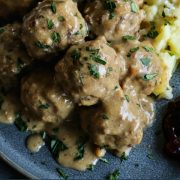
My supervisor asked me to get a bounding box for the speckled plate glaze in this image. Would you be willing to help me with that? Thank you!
[0,69,179,179]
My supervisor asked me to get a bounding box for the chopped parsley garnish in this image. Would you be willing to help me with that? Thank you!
[88,64,100,79]
[120,152,128,162]
[74,31,80,35]
[71,49,80,62]
[74,136,88,161]
[14,112,27,132]
[127,47,139,57]
[58,16,65,22]
[0,28,4,34]
[122,35,136,41]
[104,0,117,19]
[140,57,151,66]
[87,164,95,171]
[51,3,56,14]
[86,47,107,65]
[124,95,130,102]
[130,1,139,13]
[56,168,68,180]
[100,157,109,164]
[143,73,157,81]
[51,32,61,43]
[35,41,50,49]
[143,46,154,52]
[38,103,49,109]
[51,138,68,157]
[146,24,159,39]
[92,56,106,65]
[107,170,120,180]
[47,19,54,29]
[147,152,154,160]
[102,114,109,120]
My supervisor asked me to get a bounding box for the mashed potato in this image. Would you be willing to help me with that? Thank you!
[143,0,180,99]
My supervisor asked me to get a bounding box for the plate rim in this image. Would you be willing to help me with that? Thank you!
[0,150,37,179]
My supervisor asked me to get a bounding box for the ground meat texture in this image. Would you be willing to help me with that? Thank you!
[80,86,153,156]
[0,0,39,20]
[113,40,162,95]
[0,23,33,87]
[21,70,74,124]
[84,0,145,42]
[22,0,88,60]
[55,36,120,106]
[0,90,22,124]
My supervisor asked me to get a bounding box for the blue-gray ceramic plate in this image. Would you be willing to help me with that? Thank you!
[0,69,179,179]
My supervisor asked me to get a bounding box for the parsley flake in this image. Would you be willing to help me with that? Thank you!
[51,3,56,14]
[88,64,100,79]
[124,95,130,102]
[47,19,54,29]
[140,57,151,66]
[120,152,128,162]
[107,170,120,180]
[51,32,61,43]
[122,35,136,41]
[71,49,80,62]
[38,103,49,109]
[74,136,88,161]
[51,138,68,157]
[14,112,27,132]
[104,0,117,19]
[143,73,157,81]
[35,41,50,49]
[143,46,154,52]
[56,168,68,180]
[87,164,95,171]
[58,16,65,22]
[130,1,139,13]
[100,157,109,164]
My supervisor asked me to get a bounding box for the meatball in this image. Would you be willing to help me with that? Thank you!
[0,90,22,124]
[21,70,74,124]
[84,0,145,41]
[80,85,154,156]
[0,0,39,20]
[0,23,33,87]
[55,37,120,106]
[113,40,162,95]
[22,0,88,59]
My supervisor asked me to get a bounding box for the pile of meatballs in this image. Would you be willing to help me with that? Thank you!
[0,0,163,165]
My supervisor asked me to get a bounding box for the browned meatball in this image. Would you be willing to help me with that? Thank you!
[22,0,88,59]
[80,84,154,156]
[0,0,40,20]
[21,70,74,124]
[113,40,162,95]
[0,91,22,124]
[55,36,120,106]
[84,0,144,41]
[0,23,33,87]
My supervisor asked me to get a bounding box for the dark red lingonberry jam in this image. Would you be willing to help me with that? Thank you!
[163,97,180,159]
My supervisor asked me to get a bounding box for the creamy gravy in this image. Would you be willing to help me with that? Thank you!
[0,0,164,172]
[27,134,45,153]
